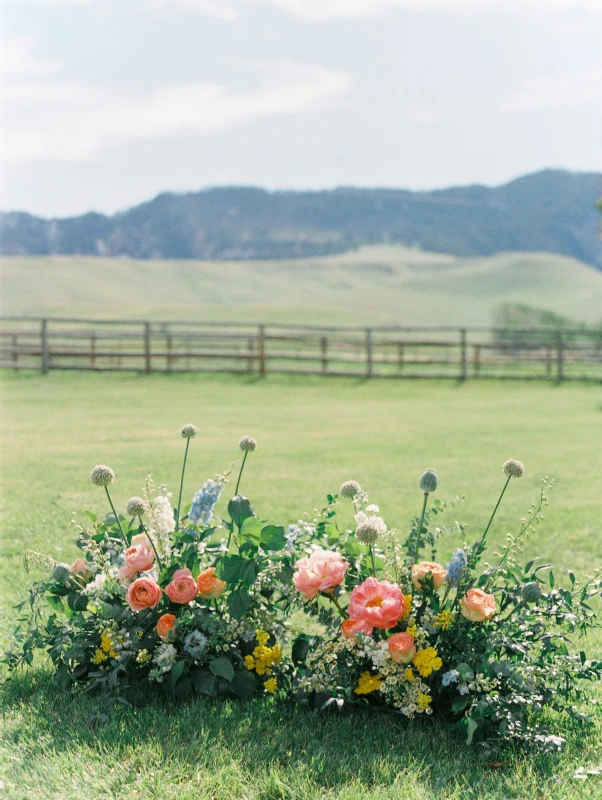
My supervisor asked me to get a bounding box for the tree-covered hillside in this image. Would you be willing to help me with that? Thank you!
[1,170,600,268]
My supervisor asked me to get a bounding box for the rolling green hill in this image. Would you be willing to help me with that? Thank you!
[2,245,602,326]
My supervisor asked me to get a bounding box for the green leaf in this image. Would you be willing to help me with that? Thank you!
[292,636,310,666]
[260,525,287,551]
[46,596,65,613]
[228,495,255,529]
[241,560,259,587]
[452,697,470,713]
[239,517,263,546]
[549,571,555,588]
[216,555,246,582]
[568,570,575,585]
[171,660,186,686]
[231,670,257,699]
[84,511,97,522]
[228,588,252,619]
[466,717,478,746]
[67,592,89,612]
[209,656,235,682]
[192,670,218,697]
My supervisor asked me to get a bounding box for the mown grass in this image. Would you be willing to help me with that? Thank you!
[1,372,601,799]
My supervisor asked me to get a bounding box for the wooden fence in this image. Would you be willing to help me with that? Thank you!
[1,317,601,381]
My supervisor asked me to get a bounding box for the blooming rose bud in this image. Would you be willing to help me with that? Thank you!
[411,561,448,591]
[419,469,438,493]
[293,550,349,601]
[124,543,154,573]
[130,532,152,550]
[126,577,162,611]
[460,588,496,622]
[341,618,373,639]
[166,568,198,604]
[156,613,177,640]
[196,567,226,600]
[387,632,417,664]
[70,558,91,578]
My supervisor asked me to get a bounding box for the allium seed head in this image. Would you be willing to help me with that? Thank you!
[51,563,72,584]
[239,436,257,452]
[127,496,148,517]
[340,480,361,499]
[180,424,198,439]
[356,516,386,546]
[503,459,524,478]
[90,465,115,487]
[419,469,438,493]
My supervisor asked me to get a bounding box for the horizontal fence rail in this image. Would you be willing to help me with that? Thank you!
[0,317,601,382]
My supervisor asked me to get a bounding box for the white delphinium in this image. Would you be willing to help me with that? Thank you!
[149,644,178,682]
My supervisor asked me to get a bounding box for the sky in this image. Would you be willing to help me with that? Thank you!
[1,0,601,218]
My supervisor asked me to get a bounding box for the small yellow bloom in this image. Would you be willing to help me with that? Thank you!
[435,610,454,631]
[405,623,417,637]
[412,647,443,678]
[244,655,256,671]
[401,595,413,619]
[417,692,432,712]
[136,649,152,664]
[404,667,415,683]
[264,678,278,694]
[354,671,383,695]
[92,649,107,665]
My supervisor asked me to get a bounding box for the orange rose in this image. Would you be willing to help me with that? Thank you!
[341,618,373,639]
[197,567,226,600]
[166,568,198,604]
[411,561,448,591]
[157,613,177,640]
[460,588,496,622]
[126,577,162,612]
[71,558,91,578]
[387,632,416,664]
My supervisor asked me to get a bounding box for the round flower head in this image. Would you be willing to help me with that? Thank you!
[503,459,524,478]
[126,496,147,517]
[51,563,72,584]
[90,465,115,487]
[521,581,542,603]
[239,436,257,452]
[180,424,198,439]
[348,577,406,631]
[340,480,361,499]
[419,469,438,493]
[356,519,383,546]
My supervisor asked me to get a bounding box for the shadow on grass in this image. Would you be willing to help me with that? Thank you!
[3,667,597,800]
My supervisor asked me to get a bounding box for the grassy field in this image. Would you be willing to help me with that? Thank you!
[1,371,602,800]
[2,245,602,326]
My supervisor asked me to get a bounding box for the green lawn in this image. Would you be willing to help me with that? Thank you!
[1,372,601,799]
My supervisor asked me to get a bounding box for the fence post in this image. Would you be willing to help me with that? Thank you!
[474,344,481,376]
[320,335,328,373]
[144,323,152,373]
[397,343,404,373]
[247,337,255,374]
[167,335,172,372]
[545,345,552,377]
[12,335,19,371]
[258,325,266,377]
[459,329,467,381]
[365,329,373,377]
[90,334,96,369]
[41,319,49,374]
[556,329,564,382]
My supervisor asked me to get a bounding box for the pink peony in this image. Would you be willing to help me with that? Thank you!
[166,568,198,605]
[341,618,374,638]
[387,632,416,664]
[124,543,154,573]
[126,577,162,611]
[348,577,406,630]
[293,549,349,601]
[460,588,496,622]
[411,561,448,591]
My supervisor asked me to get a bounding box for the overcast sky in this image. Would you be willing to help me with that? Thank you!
[1,0,601,218]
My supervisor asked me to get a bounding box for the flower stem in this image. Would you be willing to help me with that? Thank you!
[104,486,127,547]
[138,517,163,573]
[413,492,429,564]
[370,545,377,577]
[234,450,248,496]
[175,438,191,532]
[480,475,511,546]
[324,590,348,620]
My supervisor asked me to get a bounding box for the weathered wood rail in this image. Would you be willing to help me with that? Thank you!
[0,317,601,381]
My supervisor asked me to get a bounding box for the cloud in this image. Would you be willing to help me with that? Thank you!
[1,59,351,162]
[0,35,61,77]
[500,67,602,112]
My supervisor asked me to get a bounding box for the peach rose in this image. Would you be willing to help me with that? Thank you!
[157,613,177,639]
[341,618,374,639]
[411,561,448,591]
[124,543,154,573]
[197,567,226,600]
[348,577,406,630]
[166,568,198,605]
[70,558,91,577]
[131,532,152,549]
[118,564,136,583]
[387,632,417,664]
[126,577,162,611]
[293,549,349,601]
[460,588,496,622]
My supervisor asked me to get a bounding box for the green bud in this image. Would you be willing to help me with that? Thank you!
[419,469,438,493]
[521,582,542,603]
[51,563,72,584]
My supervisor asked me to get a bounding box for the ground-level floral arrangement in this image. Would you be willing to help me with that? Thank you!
[3,429,601,757]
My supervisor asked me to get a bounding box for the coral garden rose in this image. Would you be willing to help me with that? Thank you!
[124,543,154,573]
[411,561,448,591]
[341,618,374,639]
[460,588,496,622]
[70,558,91,577]
[293,549,349,601]
[126,577,162,611]
[348,577,406,630]
[166,568,198,604]
[387,632,417,664]
[156,613,177,639]
[118,564,136,582]
[130,532,152,549]
[197,567,226,600]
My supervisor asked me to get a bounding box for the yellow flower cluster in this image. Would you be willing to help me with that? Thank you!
[355,671,383,695]
[405,622,417,637]
[412,647,443,677]
[404,667,415,683]
[435,610,455,630]
[92,628,121,664]
[136,649,152,664]
[244,629,282,676]
[264,678,278,694]
[417,692,432,712]
[401,595,413,619]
